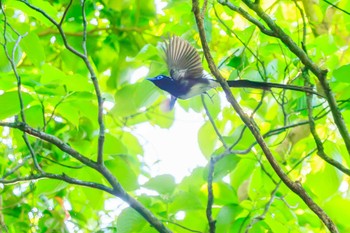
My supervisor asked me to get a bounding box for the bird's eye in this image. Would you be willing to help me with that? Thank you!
[157,76,163,80]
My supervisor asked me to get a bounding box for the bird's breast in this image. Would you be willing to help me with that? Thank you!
[176,79,218,99]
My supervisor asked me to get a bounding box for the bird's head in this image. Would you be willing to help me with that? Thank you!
[147,75,174,92]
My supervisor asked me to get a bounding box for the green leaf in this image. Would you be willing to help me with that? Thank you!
[0,91,34,120]
[265,213,289,233]
[35,179,68,195]
[56,102,80,127]
[0,27,23,72]
[20,32,45,66]
[63,74,93,92]
[216,205,243,232]
[143,174,176,195]
[323,194,350,228]
[170,191,205,211]
[81,184,104,209]
[148,106,175,128]
[230,158,256,189]
[117,208,147,233]
[112,81,159,117]
[8,0,59,26]
[305,157,341,200]
[213,182,238,205]
[313,34,338,56]
[102,133,128,156]
[120,132,144,156]
[203,93,221,119]
[333,64,350,83]
[105,155,138,191]
[24,105,44,128]
[128,44,160,62]
[212,154,240,180]
[198,121,217,157]
[249,166,276,200]
[41,64,67,84]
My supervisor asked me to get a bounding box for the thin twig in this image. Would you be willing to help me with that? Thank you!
[245,183,281,232]
[304,70,350,176]
[322,0,350,16]
[1,5,42,173]
[81,0,105,165]
[201,95,229,149]
[206,157,216,233]
[59,0,73,26]
[2,156,31,179]
[163,220,202,233]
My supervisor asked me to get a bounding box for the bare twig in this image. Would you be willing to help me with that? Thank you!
[59,0,73,26]
[293,0,307,46]
[322,0,350,16]
[202,95,229,149]
[1,4,42,173]
[81,0,105,165]
[245,183,281,232]
[206,157,216,233]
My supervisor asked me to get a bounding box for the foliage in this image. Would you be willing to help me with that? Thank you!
[0,0,350,232]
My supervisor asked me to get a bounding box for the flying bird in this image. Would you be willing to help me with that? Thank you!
[147,36,320,110]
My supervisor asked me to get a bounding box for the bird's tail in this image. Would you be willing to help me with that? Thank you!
[226,80,323,97]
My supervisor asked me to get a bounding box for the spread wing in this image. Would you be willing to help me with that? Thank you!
[163,36,204,80]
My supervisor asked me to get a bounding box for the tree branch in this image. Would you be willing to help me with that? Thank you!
[0,173,114,194]
[236,0,350,157]
[192,1,339,232]
[19,0,106,165]
[218,0,276,37]
[0,122,97,167]
[0,121,171,232]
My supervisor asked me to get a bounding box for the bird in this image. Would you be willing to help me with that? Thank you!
[147,36,321,110]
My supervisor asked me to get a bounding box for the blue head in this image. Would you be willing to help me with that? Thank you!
[147,75,176,94]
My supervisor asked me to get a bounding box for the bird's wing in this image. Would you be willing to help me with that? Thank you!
[163,36,204,80]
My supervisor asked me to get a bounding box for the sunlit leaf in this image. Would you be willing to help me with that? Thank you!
[0,91,33,120]
[143,174,176,195]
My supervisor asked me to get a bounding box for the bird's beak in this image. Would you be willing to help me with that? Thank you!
[146,78,157,83]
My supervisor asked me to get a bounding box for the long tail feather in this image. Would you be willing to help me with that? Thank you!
[226,80,324,98]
